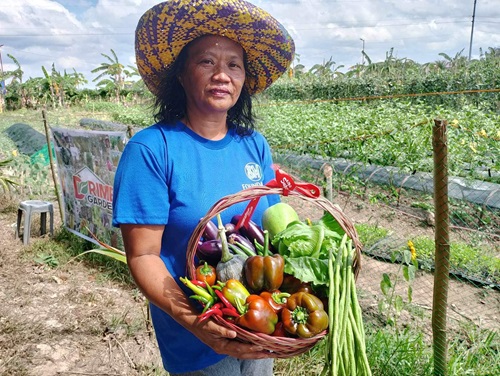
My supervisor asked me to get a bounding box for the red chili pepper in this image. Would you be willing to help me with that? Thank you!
[214,289,240,317]
[198,303,224,323]
[190,279,207,288]
[221,308,241,318]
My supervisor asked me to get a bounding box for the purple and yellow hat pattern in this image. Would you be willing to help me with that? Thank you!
[135,0,295,95]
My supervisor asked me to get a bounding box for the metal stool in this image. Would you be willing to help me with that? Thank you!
[15,200,54,245]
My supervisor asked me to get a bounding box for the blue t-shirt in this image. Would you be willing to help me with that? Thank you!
[112,121,278,373]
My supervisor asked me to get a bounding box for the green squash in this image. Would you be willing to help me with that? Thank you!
[262,202,300,241]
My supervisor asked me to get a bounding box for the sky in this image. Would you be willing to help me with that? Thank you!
[0,0,499,89]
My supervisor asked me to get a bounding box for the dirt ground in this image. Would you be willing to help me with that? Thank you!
[0,196,498,375]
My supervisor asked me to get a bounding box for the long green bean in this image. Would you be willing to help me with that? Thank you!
[323,235,371,376]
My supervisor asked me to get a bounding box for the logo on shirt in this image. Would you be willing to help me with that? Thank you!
[244,163,262,182]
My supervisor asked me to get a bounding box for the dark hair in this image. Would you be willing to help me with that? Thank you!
[152,38,256,136]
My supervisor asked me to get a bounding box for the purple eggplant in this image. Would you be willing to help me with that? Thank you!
[228,233,256,256]
[224,222,238,235]
[196,239,222,265]
[202,220,219,241]
[231,215,265,247]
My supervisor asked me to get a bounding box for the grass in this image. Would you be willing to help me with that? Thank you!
[274,322,499,376]
[411,235,500,286]
[22,226,134,285]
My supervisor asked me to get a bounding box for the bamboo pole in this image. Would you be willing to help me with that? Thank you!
[432,119,450,376]
[42,110,64,223]
[321,163,333,202]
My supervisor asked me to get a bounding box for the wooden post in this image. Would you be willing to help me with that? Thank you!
[321,163,334,202]
[432,119,450,376]
[42,110,65,223]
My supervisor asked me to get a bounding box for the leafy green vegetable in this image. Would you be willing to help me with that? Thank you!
[273,212,348,286]
[284,256,329,286]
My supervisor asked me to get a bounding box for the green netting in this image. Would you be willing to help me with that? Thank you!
[30,143,54,166]
[3,123,47,155]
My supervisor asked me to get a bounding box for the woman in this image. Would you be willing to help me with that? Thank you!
[112,0,295,375]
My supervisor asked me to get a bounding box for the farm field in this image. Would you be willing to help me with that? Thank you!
[0,99,499,375]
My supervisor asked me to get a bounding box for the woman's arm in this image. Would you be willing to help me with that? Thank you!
[120,224,272,359]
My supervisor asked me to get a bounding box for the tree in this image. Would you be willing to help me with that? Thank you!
[42,64,87,108]
[309,57,344,79]
[91,49,125,102]
[2,54,27,108]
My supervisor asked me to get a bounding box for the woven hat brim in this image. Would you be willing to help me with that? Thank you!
[135,0,295,95]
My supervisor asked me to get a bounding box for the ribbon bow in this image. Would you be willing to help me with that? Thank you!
[235,167,321,230]
[265,168,321,198]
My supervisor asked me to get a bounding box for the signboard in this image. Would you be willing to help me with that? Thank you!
[51,127,128,248]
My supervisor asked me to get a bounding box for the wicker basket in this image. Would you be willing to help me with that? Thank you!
[186,184,362,358]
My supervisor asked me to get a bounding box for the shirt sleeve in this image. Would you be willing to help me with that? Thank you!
[112,140,170,226]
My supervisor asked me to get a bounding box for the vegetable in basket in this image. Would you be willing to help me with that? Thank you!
[220,278,250,308]
[243,230,285,293]
[272,212,346,287]
[259,290,290,313]
[231,214,266,247]
[280,274,314,294]
[322,235,371,376]
[196,239,222,265]
[228,233,257,256]
[261,202,300,241]
[235,294,279,335]
[281,291,329,338]
[215,214,246,283]
[202,219,219,241]
[195,262,217,286]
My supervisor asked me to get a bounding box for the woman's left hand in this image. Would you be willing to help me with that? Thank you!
[191,319,274,358]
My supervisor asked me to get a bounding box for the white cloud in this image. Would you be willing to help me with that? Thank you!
[0,0,498,88]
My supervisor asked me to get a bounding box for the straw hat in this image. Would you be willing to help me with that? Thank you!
[135,0,295,95]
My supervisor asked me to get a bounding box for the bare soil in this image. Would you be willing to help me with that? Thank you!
[0,196,498,375]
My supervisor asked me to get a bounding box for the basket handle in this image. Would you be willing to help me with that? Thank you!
[235,169,321,230]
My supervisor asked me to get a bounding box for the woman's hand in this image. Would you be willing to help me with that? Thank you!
[191,318,273,359]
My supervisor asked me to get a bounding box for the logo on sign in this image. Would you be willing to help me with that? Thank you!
[72,167,113,210]
[244,163,262,182]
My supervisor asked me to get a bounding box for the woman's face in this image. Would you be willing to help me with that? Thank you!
[179,35,246,117]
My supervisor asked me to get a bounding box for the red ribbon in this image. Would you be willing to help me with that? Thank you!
[235,168,321,230]
[266,168,321,198]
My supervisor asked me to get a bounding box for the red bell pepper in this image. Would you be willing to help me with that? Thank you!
[259,290,290,313]
[243,230,284,293]
[235,294,278,335]
[271,321,288,337]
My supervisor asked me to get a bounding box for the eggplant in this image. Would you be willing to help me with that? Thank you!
[196,239,222,265]
[228,233,256,256]
[202,219,219,241]
[224,222,238,235]
[231,214,265,247]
